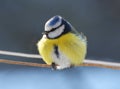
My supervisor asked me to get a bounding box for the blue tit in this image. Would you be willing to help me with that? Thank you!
[37,15,87,70]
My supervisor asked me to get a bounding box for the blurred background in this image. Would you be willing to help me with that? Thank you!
[0,0,120,89]
[0,0,120,61]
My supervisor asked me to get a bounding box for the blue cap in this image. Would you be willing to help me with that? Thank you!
[48,15,60,26]
[45,15,62,31]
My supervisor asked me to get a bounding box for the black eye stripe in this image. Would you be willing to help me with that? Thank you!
[43,19,64,34]
[46,23,63,34]
[43,19,72,39]
[42,25,62,35]
[51,23,63,32]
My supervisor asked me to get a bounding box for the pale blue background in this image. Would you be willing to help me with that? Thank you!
[0,64,120,89]
[0,0,120,89]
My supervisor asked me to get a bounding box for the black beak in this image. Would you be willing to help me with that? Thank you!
[42,31,49,35]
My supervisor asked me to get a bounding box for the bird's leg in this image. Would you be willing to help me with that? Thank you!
[52,63,73,70]
[51,62,57,70]
[70,64,74,68]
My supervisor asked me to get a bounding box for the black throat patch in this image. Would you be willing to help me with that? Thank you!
[54,45,59,58]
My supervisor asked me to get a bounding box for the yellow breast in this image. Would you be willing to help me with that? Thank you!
[37,32,87,65]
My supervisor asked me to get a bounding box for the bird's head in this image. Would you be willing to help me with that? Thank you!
[43,15,72,39]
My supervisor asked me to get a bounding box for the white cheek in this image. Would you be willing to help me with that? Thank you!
[48,25,65,38]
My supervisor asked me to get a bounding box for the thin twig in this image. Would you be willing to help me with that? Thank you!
[0,59,120,70]
[82,60,120,70]
[0,50,41,58]
[0,50,120,70]
[0,59,50,68]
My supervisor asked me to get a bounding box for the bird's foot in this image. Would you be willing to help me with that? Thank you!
[51,62,57,70]
[51,63,74,70]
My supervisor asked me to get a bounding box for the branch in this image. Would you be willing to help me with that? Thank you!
[0,50,41,58]
[0,59,50,68]
[0,50,120,70]
[0,59,120,69]
[83,60,120,70]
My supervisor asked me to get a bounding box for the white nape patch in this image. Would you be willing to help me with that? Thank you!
[48,25,65,38]
[45,16,62,31]
[51,48,71,70]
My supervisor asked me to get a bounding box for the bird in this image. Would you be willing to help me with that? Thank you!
[37,15,87,70]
